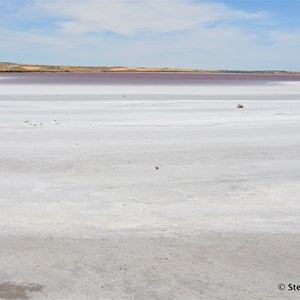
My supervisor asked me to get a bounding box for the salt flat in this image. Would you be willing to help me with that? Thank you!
[0,82,300,299]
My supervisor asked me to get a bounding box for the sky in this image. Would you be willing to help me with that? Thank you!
[0,0,299,71]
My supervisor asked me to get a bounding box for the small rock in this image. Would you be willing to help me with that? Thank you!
[237,104,244,109]
[155,166,159,170]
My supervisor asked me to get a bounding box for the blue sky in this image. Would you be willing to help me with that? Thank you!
[0,0,299,71]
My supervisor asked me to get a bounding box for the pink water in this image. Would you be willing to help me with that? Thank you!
[1,72,300,85]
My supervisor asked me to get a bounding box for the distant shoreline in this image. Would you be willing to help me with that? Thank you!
[0,62,299,75]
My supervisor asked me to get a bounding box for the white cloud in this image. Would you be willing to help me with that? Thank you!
[33,0,266,36]
[270,30,300,46]
[0,0,299,71]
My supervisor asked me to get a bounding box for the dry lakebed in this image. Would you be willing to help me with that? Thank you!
[0,73,300,299]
